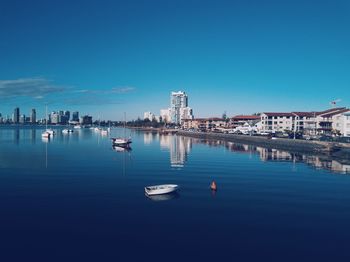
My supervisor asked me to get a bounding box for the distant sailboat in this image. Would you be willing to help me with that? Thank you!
[42,105,51,139]
[111,112,132,147]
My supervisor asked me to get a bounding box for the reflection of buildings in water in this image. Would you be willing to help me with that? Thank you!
[31,129,36,143]
[14,128,20,144]
[222,141,350,174]
[304,156,350,173]
[160,134,192,168]
[256,147,293,162]
[143,132,158,145]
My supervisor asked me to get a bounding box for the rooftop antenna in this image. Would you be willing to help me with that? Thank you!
[329,99,341,108]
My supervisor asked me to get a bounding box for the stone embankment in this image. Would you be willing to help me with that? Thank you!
[176,130,350,160]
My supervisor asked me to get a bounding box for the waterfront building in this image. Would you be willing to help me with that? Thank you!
[315,108,350,135]
[170,91,193,125]
[260,113,295,133]
[64,111,70,122]
[13,107,20,123]
[230,115,261,128]
[144,111,155,121]
[50,112,59,124]
[19,114,26,124]
[342,112,350,137]
[72,111,79,122]
[260,108,350,136]
[30,109,36,124]
[182,118,227,130]
[160,108,171,123]
[180,107,194,122]
[80,115,93,125]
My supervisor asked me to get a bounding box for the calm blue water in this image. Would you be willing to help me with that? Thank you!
[1,126,350,261]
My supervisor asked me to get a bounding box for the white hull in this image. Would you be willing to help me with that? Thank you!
[145,184,178,196]
[62,129,74,134]
[74,125,81,129]
[42,132,50,138]
[111,137,132,146]
[46,129,55,136]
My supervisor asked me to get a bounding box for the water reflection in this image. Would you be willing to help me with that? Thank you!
[154,133,350,174]
[112,145,132,153]
[219,140,350,174]
[159,134,192,168]
[145,192,180,201]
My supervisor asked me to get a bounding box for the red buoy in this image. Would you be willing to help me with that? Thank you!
[210,180,217,191]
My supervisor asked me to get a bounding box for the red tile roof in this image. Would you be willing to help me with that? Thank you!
[292,112,316,117]
[321,108,350,118]
[193,118,226,121]
[232,115,260,120]
[316,107,346,116]
[263,112,295,117]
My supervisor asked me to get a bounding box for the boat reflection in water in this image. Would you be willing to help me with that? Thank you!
[145,191,180,201]
[112,145,132,153]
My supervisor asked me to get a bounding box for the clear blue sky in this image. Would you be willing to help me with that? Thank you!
[0,0,349,120]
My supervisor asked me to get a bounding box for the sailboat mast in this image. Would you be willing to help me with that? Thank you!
[124,112,126,137]
[45,104,48,130]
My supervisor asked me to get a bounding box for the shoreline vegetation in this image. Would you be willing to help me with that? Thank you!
[130,127,350,162]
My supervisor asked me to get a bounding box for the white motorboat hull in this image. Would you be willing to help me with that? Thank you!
[42,132,50,138]
[145,184,178,196]
[46,129,55,136]
[111,138,132,146]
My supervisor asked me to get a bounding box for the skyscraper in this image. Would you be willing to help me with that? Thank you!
[170,91,193,125]
[64,111,70,122]
[30,109,36,124]
[72,111,79,122]
[13,107,20,123]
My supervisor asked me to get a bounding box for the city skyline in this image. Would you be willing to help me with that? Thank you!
[0,0,349,120]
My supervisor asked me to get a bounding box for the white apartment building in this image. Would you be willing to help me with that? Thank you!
[315,108,350,135]
[341,112,350,137]
[260,113,295,133]
[170,91,193,125]
[160,108,171,123]
[143,111,155,121]
[180,107,194,122]
[260,108,350,136]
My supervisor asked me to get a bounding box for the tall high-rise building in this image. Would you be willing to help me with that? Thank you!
[169,91,193,125]
[64,111,70,122]
[50,112,59,124]
[72,111,79,122]
[13,107,20,123]
[80,115,92,125]
[19,114,26,124]
[30,109,36,124]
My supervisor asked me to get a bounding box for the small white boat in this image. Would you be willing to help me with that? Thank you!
[74,125,82,129]
[101,130,108,135]
[41,131,51,138]
[144,184,178,196]
[46,129,55,136]
[62,129,74,134]
[111,137,132,146]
